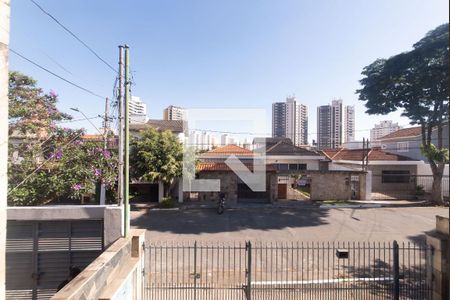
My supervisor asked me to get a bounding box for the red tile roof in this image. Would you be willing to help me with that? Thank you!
[198,162,276,172]
[203,145,254,157]
[82,134,104,140]
[319,148,341,160]
[379,127,421,140]
[322,147,415,161]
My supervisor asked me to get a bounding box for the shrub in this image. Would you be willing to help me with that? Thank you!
[159,197,175,208]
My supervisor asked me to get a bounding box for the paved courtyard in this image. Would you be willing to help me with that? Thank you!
[131,205,448,243]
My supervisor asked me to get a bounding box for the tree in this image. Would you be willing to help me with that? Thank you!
[8,71,117,205]
[356,24,449,204]
[130,128,183,197]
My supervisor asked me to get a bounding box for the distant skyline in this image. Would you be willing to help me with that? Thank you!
[9,0,449,141]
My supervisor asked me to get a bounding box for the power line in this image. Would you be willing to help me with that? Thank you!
[8,132,82,195]
[29,0,117,73]
[56,116,102,124]
[10,48,105,99]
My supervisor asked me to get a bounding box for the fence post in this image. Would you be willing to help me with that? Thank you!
[245,241,252,300]
[426,245,434,299]
[393,240,400,300]
[194,241,197,300]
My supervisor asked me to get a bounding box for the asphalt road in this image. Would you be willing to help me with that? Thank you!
[131,206,448,243]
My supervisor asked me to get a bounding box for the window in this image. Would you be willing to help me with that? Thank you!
[298,164,307,171]
[277,164,288,170]
[288,164,298,170]
[397,142,409,152]
[381,170,410,183]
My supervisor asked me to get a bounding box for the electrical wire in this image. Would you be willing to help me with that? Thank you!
[56,116,102,124]
[8,132,82,195]
[10,48,106,99]
[29,0,117,73]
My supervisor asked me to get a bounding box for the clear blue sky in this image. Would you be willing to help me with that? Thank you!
[9,0,449,141]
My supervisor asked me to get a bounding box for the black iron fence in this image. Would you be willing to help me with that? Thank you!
[371,174,449,200]
[144,240,431,299]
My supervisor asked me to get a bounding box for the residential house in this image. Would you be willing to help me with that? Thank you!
[197,145,277,203]
[322,147,423,198]
[253,138,325,199]
[130,119,185,142]
[255,138,325,171]
[378,124,449,162]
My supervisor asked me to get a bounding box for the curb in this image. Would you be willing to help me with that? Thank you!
[320,204,382,209]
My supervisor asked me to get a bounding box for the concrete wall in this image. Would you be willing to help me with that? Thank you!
[7,205,124,248]
[310,172,354,200]
[369,164,417,192]
[52,229,145,300]
[426,215,449,300]
[0,1,10,297]
[198,171,239,202]
[417,163,449,176]
[197,172,277,202]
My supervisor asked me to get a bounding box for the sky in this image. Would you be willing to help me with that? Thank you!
[8,0,449,142]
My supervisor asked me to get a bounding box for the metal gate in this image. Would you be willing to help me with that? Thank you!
[144,241,432,299]
[6,220,104,300]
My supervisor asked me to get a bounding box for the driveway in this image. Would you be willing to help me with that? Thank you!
[131,206,448,243]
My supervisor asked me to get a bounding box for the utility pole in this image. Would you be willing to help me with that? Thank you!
[99,97,109,205]
[362,137,366,171]
[117,46,124,207]
[123,45,130,236]
[365,139,370,169]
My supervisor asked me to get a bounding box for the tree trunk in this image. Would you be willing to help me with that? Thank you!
[430,172,444,205]
[163,182,171,198]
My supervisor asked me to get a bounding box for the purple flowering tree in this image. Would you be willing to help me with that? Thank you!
[8,72,117,205]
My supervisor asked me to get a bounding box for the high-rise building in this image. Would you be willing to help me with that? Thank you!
[272,96,308,146]
[317,99,355,149]
[317,105,333,149]
[370,120,401,141]
[344,105,355,143]
[163,105,185,121]
[130,96,146,115]
[129,96,147,123]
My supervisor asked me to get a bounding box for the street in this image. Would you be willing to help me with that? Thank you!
[131,206,448,243]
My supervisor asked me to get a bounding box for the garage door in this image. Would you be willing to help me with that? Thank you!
[237,183,270,203]
[6,220,103,300]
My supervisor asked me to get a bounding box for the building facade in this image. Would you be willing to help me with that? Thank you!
[129,96,147,123]
[317,99,354,149]
[272,96,308,146]
[163,105,185,121]
[344,105,355,143]
[378,124,449,162]
[370,120,401,142]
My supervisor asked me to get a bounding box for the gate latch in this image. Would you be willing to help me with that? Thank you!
[190,272,201,279]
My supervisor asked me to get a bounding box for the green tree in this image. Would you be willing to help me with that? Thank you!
[130,128,183,196]
[357,24,449,204]
[8,71,117,205]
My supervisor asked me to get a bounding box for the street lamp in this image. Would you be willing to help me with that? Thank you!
[69,107,102,135]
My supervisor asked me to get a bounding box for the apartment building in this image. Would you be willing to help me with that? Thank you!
[317,99,355,149]
[272,96,308,146]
